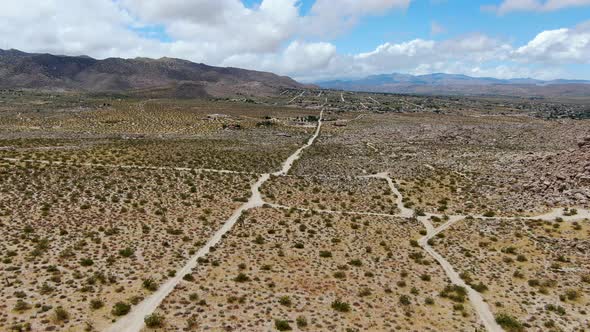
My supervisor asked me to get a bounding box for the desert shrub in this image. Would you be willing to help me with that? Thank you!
[296,316,308,328]
[9,322,32,331]
[471,282,488,293]
[399,295,411,305]
[528,279,540,287]
[503,246,517,254]
[278,296,292,306]
[144,314,164,327]
[331,299,351,312]
[234,273,250,282]
[80,258,94,266]
[274,319,292,331]
[112,302,131,316]
[119,247,134,258]
[189,293,199,301]
[253,235,265,245]
[142,278,158,291]
[545,304,566,315]
[13,300,31,312]
[54,306,69,322]
[90,299,104,310]
[565,289,580,301]
[439,285,467,302]
[358,288,372,297]
[495,314,524,332]
[348,259,362,266]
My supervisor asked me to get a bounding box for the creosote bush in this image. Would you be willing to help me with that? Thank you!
[275,319,292,331]
[144,313,165,328]
[112,302,131,316]
[331,299,351,312]
[495,313,524,332]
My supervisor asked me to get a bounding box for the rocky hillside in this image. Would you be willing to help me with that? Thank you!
[0,49,308,97]
[520,136,590,207]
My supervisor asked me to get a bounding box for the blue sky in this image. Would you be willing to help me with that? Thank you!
[331,0,588,51]
[1,0,589,81]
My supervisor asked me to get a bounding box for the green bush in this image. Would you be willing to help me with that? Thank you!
[80,258,94,266]
[278,296,292,306]
[331,299,351,312]
[471,282,488,293]
[144,314,164,328]
[111,302,131,316]
[275,319,292,331]
[142,278,158,291]
[399,295,411,305]
[348,259,362,267]
[495,313,524,332]
[54,306,69,322]
[565,289,580,301]
[234,273,250,282]
[439,285,467,302]
[253,235,265,245]
[13,300,31,312]
[296,316,308,328]
[119,247,134,258]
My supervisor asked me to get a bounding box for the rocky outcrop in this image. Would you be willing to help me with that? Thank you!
[520,136,590,207]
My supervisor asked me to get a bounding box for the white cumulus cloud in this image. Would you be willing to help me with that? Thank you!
[0,0,588,81]
[513,21,590,63]
[484,0,590,14]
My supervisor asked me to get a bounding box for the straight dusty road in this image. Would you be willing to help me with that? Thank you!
[106,110,323,332]
[288,91,305,104]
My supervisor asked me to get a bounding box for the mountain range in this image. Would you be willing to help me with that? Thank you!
[0,49,308,98]
[318,73,590,97]
[2,49,590,98]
